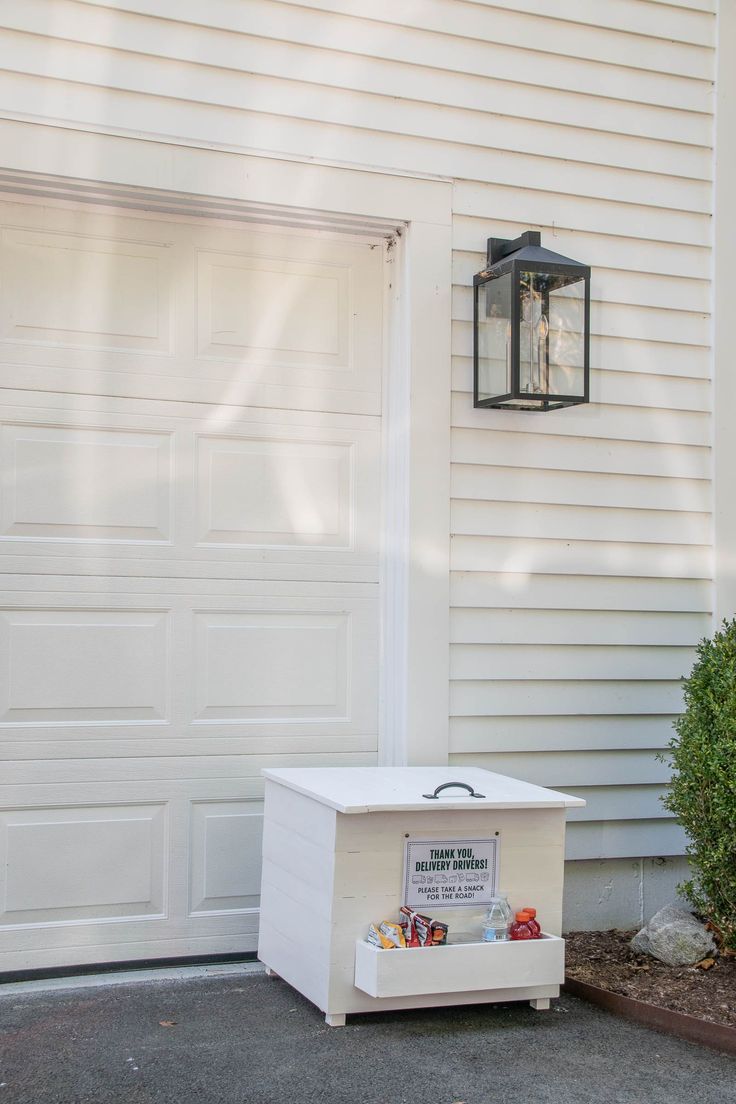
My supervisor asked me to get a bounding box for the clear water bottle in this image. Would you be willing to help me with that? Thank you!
[482,895,512,942]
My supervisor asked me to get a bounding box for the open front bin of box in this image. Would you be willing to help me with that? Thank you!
[258,767,584,1026]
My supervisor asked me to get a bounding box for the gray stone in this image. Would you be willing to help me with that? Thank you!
[631,904,716,966]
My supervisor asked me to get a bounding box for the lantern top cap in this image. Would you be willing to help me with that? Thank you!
[486,231,590,275]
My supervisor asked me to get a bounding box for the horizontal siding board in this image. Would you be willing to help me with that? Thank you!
[565,818,686,859]
[79,0,716,112]
[451,500,711,546]
[452,219,711,281]
[454,186,712,247]
[449,573,711,613]
[450,714,678,753]
[450,679,684,716]
[589,371,709,412]
[452,363,712,410]
[453,253,711,313]
[453,287,711,346]
[563,785,669,823]
[451,535,712,579]
[644,0,714,12]
[0,71,710,218]
[450,466,711,513]
[1,30,713,185]
[263,0,715,79]
[455,330,713,387]
[450,644,696,681]
[451,393,710,448]
[7,0,712,147]
[448,749,670,785]
[451,429,711,480]
[589,337,711,382]
[450,608,709,646]
[463,0,715,46]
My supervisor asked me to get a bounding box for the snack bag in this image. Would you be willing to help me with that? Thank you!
[430,920,449,946]
[400,906,434,947]
[367,923,395,949]
[377,920,406,949]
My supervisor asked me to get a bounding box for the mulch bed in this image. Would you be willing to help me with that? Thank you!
[565,929,736,1029]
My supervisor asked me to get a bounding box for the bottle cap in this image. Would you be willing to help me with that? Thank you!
[515,911,530,921]
[523,907,537,917]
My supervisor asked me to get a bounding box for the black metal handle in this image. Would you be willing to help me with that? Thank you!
[422,781,486,800]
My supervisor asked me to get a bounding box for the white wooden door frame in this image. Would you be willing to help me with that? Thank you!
[0,121,453,768]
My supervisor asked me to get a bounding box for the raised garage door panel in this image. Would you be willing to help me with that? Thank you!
[0,202,383,416]
[0,201,383,970]
[0,396,380,575]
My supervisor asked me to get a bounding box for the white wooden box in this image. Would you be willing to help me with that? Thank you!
[257,767,583,1026]
[354,934,565,999]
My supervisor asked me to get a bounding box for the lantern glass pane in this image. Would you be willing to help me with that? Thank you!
[518,270,585,400]
[548,276,586,398]
[476,271,512,401]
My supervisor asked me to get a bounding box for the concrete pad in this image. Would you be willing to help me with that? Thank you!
[0,969,734,1104]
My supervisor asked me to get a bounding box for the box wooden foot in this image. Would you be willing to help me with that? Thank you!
[265,967,280,979]
[325,1013,346,1027]
[529,997,551,1011]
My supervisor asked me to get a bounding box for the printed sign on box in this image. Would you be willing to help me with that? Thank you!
[402,837,499,910]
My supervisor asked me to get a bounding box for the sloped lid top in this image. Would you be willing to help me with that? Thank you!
[262,766,586,814]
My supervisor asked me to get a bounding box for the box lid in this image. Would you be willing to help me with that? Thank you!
[261,767,585,814]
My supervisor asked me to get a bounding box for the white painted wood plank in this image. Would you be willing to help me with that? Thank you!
[451,428,711,480]
[451,465,711,513]
[7,1,711,147]
[354,935,564,999]
[452,432,711,485]
[451,392,710,449]
[643,0,714,12]
[562,785,669,822]
[452,252,711,313]
[451,500,711,547]
[261,0,715,78]
[566,818,686,859]
[262,766,585,810]
[450,535,712,579]
[79,0,716,111]
[588,370,710,412]
[454,331,713,381]
[454,184,711,246]
[449,749,670,786]
[450,608,709,646]
[463,0,715,46]
[452,218,711,281]
[453,286,711,347]
[450,644,696,682]
[450,679,683,716]
[0,72,710,222]
[450,573,711,613]
[0,28,712,188]
[450,714,678,754]
[334,806,565,850]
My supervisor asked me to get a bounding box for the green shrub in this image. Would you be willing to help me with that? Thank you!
[661,617,736,950]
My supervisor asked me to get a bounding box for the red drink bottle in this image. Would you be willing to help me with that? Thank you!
[522,907,541,938]
[509,910,534,940]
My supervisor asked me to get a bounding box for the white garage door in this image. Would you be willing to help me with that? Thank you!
[0,199,383,971]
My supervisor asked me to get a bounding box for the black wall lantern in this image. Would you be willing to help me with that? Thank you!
[473,231,590,411]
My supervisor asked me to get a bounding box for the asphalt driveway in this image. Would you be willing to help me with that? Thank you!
[0,964,734,1104]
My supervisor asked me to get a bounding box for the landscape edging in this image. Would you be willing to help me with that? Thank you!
[563,976,736,1056]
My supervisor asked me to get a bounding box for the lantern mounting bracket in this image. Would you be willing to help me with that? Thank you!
[487,230,541,268]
